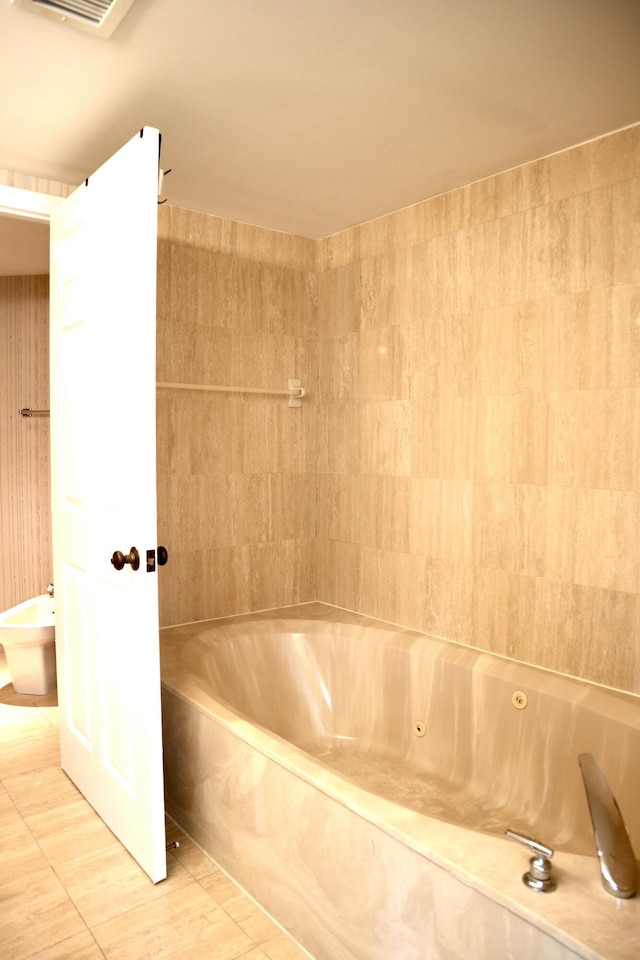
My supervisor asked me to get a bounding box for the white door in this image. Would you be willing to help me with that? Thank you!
[49,127,166,882]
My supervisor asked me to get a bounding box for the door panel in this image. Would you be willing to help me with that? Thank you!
[50,127,166,882]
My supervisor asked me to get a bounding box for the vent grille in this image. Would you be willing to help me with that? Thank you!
[14,0,138,37]
[34,1,112,25]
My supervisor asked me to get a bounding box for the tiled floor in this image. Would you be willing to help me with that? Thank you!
[0,648,309,960]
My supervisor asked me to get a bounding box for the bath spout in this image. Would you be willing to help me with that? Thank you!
[578,753,638,899]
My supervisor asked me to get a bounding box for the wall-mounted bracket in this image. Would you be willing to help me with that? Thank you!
[288,378,303,408]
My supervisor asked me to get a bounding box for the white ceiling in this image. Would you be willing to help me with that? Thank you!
[1,0,639,275]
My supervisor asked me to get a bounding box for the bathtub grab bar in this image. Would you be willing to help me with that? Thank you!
[20,377,306,419]
[157,379,305,407]
[19,407,50,418]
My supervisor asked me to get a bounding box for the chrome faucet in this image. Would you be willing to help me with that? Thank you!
[578,753,638,898]
[505,830,556,892]
[47,582,54,597]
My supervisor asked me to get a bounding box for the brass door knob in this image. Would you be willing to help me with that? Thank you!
[111,547,140,571]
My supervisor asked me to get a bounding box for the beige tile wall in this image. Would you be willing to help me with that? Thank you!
[157,124,639,694]
[0,276,52,609]
[0,169,75,197]
[156,207,318,626]
[315,123,640,694]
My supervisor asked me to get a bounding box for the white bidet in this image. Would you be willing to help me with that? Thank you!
[0,595,56,695]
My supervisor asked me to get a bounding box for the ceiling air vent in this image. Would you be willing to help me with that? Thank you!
[12,0,139,38]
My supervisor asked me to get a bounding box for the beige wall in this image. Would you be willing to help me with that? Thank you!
[0,169,74,196]
[0,276,52,609]
[158,124,639,694]
[0,176,72,612]
[156,207,318,626]
[316,123,640,694]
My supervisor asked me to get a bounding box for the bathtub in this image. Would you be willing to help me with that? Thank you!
[160,603,640,960]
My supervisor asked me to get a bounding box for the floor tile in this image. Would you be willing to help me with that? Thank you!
[56,837,195,927]
[235,910,282,948]
[0,650,307,960]
[0,781,18,820]
[165,821,219,881]
[28,929,106,959]
[0,718,60,779]
[3,764,81,819]
[0,696,52,735]
[25,798,122,869]
[0,865,87,960]
[200,870,281,945]
[0,812,53,883]
[261,933,311,960]
[0,684,58,710]
[91,883,255,960]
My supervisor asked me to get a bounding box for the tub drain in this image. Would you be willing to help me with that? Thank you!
[413,720,426,738]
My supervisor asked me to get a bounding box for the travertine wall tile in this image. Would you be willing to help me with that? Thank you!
[612,178,640,286]
[317,262,361,336]
[509,156,551,213]
[317,334,359,403]
[409,479,473,564]
[411,396,477,480]
[358,325,411,401]
[474,393,548,485]
[317,474,360,544]
[548,124,640,202]
[358,475,412,554]
[412,235,457,318]
[315,538,360,612]
[167,206,316,271]
[545,487,639,594]
[358,401,412,476]
[547,388,639,491]
[549,190,617,295]
[315,403,360,475]
[157,209,317,627]
[315,123,640,694]
[358,546,429,628]
[158,538,316,626]
[498,206,551,303]
[460,172,514,226]
[360,250,412,329]
[455,220,502,312]
[544,286,640,392]
[472,483,547,578]
[469,567,539,660]
[475,301,550,396]
[159,123,639,695]
[414,188,465,244]
[532,580,640,690]
[410,311,475,399]
[157,317,234,385]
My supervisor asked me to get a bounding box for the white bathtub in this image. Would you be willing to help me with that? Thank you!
[160,603,640,960]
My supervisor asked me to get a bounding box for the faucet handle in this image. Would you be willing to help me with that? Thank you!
[505,830,553,859]
[506,830,557,893]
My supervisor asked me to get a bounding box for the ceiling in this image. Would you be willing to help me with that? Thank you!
[1,0,639,276]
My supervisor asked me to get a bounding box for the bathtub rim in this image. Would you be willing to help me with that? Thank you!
[161,600,640,704]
